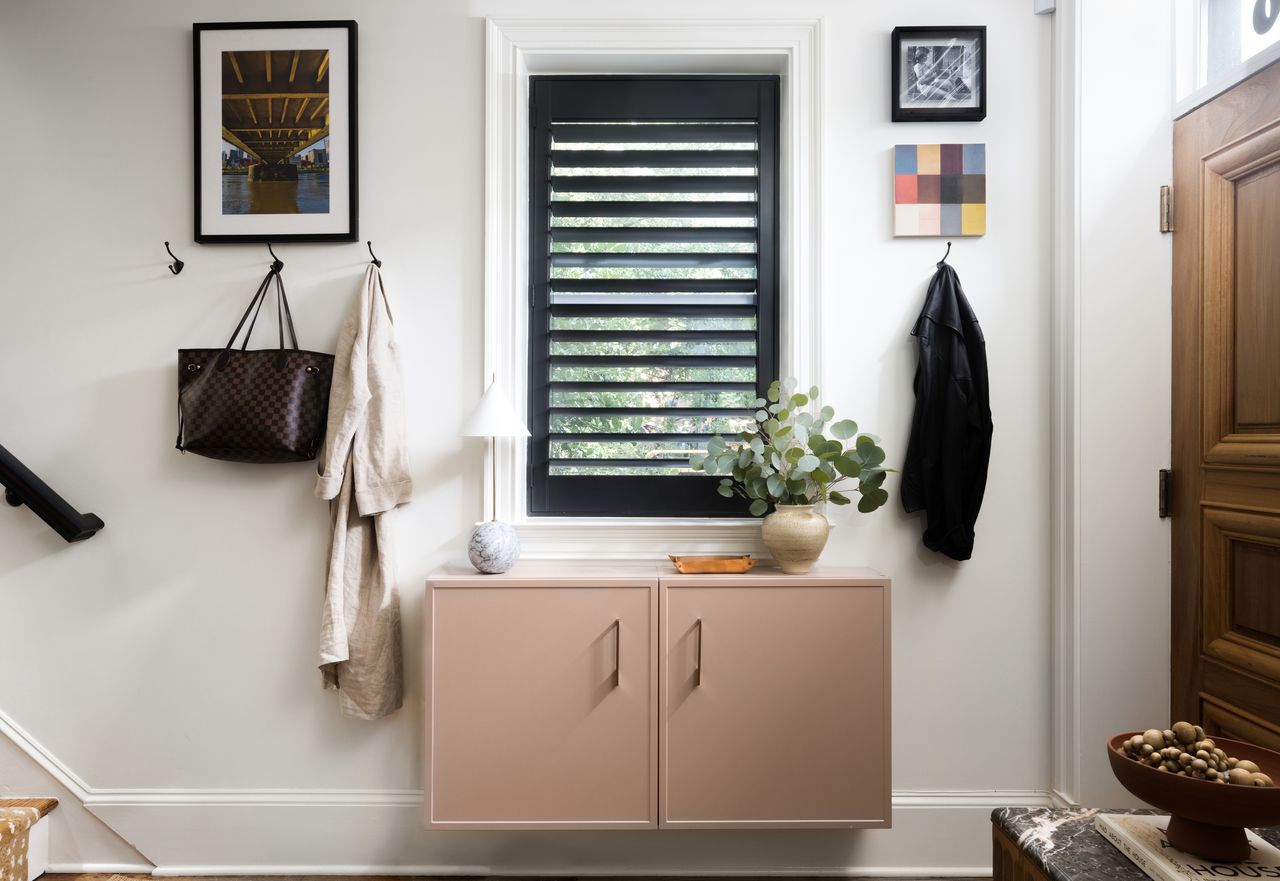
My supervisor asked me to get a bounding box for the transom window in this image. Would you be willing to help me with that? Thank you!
[527,76,780,517]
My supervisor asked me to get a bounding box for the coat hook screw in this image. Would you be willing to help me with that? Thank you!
[938,241,952,266]
[367,241,382,268]
[267,242,284,273]
[165,242,184,275]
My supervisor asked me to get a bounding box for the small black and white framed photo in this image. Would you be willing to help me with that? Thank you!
[891,26,986,123]
[193,21,358,243]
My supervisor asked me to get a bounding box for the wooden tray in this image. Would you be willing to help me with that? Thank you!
[668,554,757,574]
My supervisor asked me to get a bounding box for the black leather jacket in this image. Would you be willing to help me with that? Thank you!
[900,262,993,561]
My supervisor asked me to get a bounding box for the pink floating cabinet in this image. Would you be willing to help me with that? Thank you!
[424,564,659,829]
[423,563,890,831]
[660,566,892,828]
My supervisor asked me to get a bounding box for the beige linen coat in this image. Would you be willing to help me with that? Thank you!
[315,264,412,719]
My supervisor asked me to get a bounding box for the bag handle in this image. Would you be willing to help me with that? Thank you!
[217,269,300,369]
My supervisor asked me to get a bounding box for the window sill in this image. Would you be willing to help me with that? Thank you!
[514,517,768,559]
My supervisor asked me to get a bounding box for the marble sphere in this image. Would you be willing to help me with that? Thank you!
[468,521,520,574]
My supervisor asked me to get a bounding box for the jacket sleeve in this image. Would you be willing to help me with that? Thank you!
[900,328,937,515]
[352,269,413,517]
[314,273,373,501]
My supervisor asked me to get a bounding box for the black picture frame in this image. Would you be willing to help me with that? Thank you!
[891,26,986,123]
[193,21,358,243]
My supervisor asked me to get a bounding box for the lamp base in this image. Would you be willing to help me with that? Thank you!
[468,520,520,574]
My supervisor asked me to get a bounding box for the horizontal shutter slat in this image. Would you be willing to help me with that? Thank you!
[551,407,750,417]
[551,175,758,193]
[549,355,757,367]
[550,303,757,317]
[551,149,757,168]
[550,227,756,244]
[550,458,693,469]
[551,200,757,218]
[550,122,757,143]
[549,253,756,269]
[549,381,757,392]
[547,435,727,448]
[549,278,756,293]
[549,330,756,342]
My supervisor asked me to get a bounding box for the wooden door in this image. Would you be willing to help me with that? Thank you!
[660,570,891,828]
[425,571,657,828]
[1173,60,1280,746]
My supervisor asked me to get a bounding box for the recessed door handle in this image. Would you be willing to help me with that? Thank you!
[694,618,703,687]
[612,618,621,688]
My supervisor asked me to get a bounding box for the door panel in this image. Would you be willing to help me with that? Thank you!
[1233,164,1280,430]
[1173,58,1280,742]
[426,584,656,828]
[661,584,890,828]
[1232,541,1280,642]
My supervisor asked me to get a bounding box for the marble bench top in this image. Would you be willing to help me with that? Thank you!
[992,807,1280,881]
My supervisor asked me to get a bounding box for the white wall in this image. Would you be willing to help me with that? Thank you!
[1071,0,1174,807]
[0,0,1060,873]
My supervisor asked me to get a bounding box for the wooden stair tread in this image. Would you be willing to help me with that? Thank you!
[0,798,58,817]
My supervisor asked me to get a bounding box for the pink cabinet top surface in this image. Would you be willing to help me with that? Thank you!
[428,562,888,588]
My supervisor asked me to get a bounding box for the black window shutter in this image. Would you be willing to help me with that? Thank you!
[528,76,780,517]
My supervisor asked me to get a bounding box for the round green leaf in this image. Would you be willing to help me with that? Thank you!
[831,419,858,440]
[834,455,861,478]
[860,469,887,491]
[797,454,820,472]
[749,499,769,516]
[829,491,851,505]
[857,487,890,513]
[717,484,734,498]
[791,393,809,407]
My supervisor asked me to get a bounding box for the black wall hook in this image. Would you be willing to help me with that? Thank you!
[267,242,284,273]
[938,241,952,266]
[367,241,382,268]
[165,242,184,275]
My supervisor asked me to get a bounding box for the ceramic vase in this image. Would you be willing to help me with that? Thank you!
[760,504,830,574]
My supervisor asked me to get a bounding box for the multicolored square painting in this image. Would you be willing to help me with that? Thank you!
[894,143,986,237]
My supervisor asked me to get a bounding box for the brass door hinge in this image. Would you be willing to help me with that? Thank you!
[1160,185,1173,233]
[1159,468,1172,518]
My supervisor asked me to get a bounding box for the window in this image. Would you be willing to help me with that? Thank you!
[1177,0,1280,101]
[526,76,780,517]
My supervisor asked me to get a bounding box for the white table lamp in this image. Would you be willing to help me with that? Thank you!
[460,375,530,573]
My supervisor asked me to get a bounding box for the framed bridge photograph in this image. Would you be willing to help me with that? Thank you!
[193,21,358,243]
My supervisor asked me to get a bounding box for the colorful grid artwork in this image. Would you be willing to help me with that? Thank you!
[894,144,986,237]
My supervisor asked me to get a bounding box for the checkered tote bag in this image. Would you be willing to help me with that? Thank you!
[176,268,334,464]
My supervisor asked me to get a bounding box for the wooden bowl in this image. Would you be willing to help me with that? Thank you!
[1108,731,1280,861]
[668,554,756,574]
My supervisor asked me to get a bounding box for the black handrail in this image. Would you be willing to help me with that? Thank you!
[0,443,104,542]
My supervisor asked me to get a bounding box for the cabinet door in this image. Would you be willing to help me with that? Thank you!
[426,583,656,828]
[662,583,890,828]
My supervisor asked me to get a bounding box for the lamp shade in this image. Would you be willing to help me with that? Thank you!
[460,377,530,438]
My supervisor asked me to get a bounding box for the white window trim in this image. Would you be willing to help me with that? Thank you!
[482,17,822,558]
